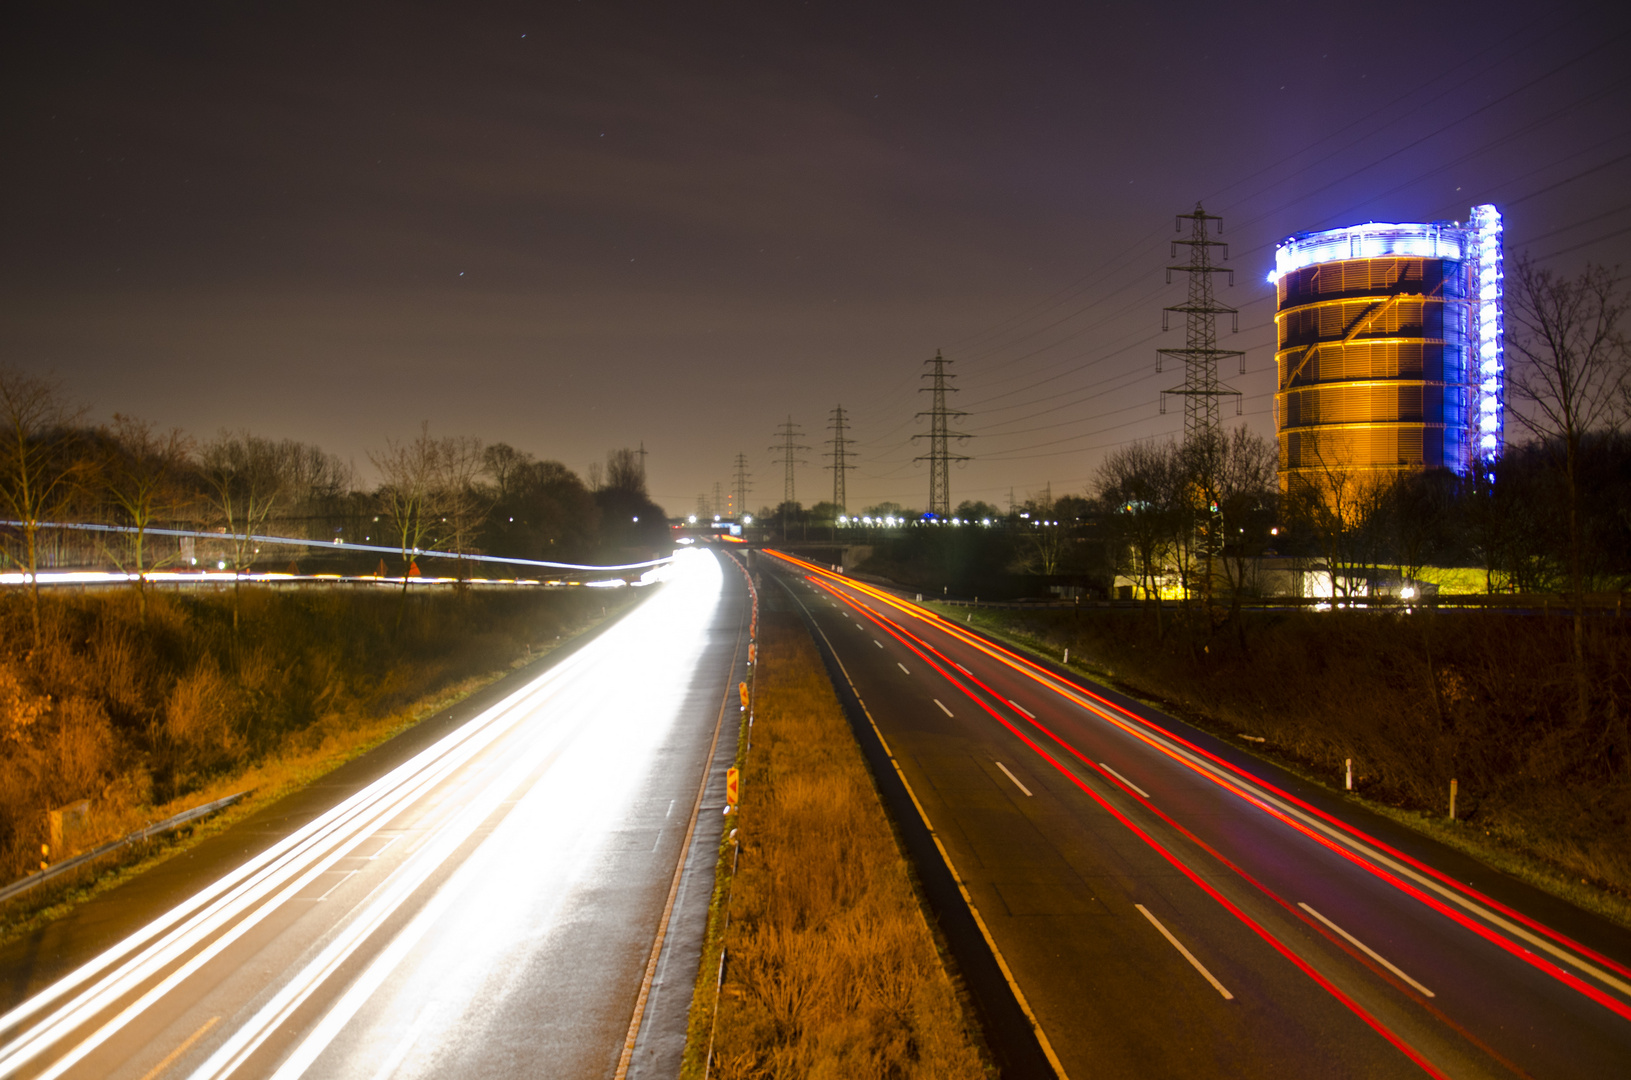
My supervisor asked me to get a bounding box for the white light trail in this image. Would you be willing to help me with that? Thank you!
[0,549,726,1080]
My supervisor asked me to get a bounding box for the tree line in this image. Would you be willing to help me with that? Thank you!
[0,374,669,648]
[848,260,1631,619]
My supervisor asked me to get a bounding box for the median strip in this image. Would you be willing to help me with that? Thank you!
[682,609,985,1078]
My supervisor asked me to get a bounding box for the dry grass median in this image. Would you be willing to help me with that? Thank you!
[684,609,988,1080]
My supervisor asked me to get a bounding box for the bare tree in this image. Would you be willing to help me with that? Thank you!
[1211,425,1279,621]
[1016,486,1068,576]
[0,369,86,652]
[436,435,487,582]
[605,447,646,496]
[278,440,353,540]
[200,432,289,630]
[1284,444,1392,603]
[1096,439,1180,636]
[370,422,443,590]
[1506,257,1630,721]
[481,443,531,502]
[101,415,196,607]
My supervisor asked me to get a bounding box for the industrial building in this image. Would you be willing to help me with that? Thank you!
[1270,205,1503,489]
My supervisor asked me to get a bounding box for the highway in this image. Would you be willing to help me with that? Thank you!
[763,550,1631,1079]
[0,547,748,1080]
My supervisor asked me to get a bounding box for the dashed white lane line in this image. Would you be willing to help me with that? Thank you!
[1298,903,1435,997]
[955,663,972,675]
[1098,763,1149,799]
[898,662,911,675]
[934,699,954,717]
[873,639,883,648]
[1007,699,1036,719]
[367,1024,420,1080]
[1135,904,1234,1000]
[995,762,1033,796]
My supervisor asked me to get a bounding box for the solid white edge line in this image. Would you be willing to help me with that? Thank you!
[803,559,1631,1006]
[786,587,1070,1080]
[1135,905,1233,1000]
[934,699,953,717]
[1098,763,1149,799]
[1007,699,1036,720]
[995,762,1033,797]
[1298,903,1435,998]
[898,662,911,675]
[889,596,1631,1001]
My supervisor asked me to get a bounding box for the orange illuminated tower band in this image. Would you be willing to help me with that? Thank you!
[1270,205,1503,490]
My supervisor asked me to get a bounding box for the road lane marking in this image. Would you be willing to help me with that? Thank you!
[934,699,953,717]
[0,638,599,1071]
[815,562,1631,1007]
[955,663,971,675]
[873,639,883,648]
[1299,903,1435,997]
[1007,699,1035,719]
[995,762,1032,796]
[367,1026,419,1080]
[203,741,577,1080]
[136,1016,217,1080]
[305,869,358,902]
[1135,905,1233,1000]
[783,555,1464,1073]
[787,590,1071,1079]
[898,662,911,675]
[1098,763,1149,799]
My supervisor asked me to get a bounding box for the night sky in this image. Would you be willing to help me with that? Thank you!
[4,2,1629,516]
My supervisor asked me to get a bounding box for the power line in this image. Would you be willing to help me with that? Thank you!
[1158,204,1243,441]
[769,417,810,507]
[825,405,857,515]
[911,350,971,517]
[732,452,751,517]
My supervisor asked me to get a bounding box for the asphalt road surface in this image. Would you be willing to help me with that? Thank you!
[0,546,749,1080]
[764,550,1631,1080]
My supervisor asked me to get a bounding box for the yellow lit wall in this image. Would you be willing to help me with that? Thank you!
[1275,255,1468,490]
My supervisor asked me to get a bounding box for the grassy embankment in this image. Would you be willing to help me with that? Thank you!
[682,608,988,1080]
[0,583,639,942]
[935,601,1631,925]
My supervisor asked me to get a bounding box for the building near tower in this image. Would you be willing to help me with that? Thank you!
[1269,204,1503,490]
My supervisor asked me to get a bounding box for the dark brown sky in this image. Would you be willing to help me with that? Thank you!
[4,1,1629,515]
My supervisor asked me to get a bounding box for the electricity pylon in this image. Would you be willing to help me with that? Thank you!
[1158,203,1243,444]
[770,418,809,538]
[732,453,751,518]
[825,405,857,516]
[1158,203,1244,610]
[912,350,970,518]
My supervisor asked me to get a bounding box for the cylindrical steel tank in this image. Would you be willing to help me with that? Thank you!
[1270,207,1502,490]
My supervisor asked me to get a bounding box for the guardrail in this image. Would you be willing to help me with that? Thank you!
[0,791,247,905]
